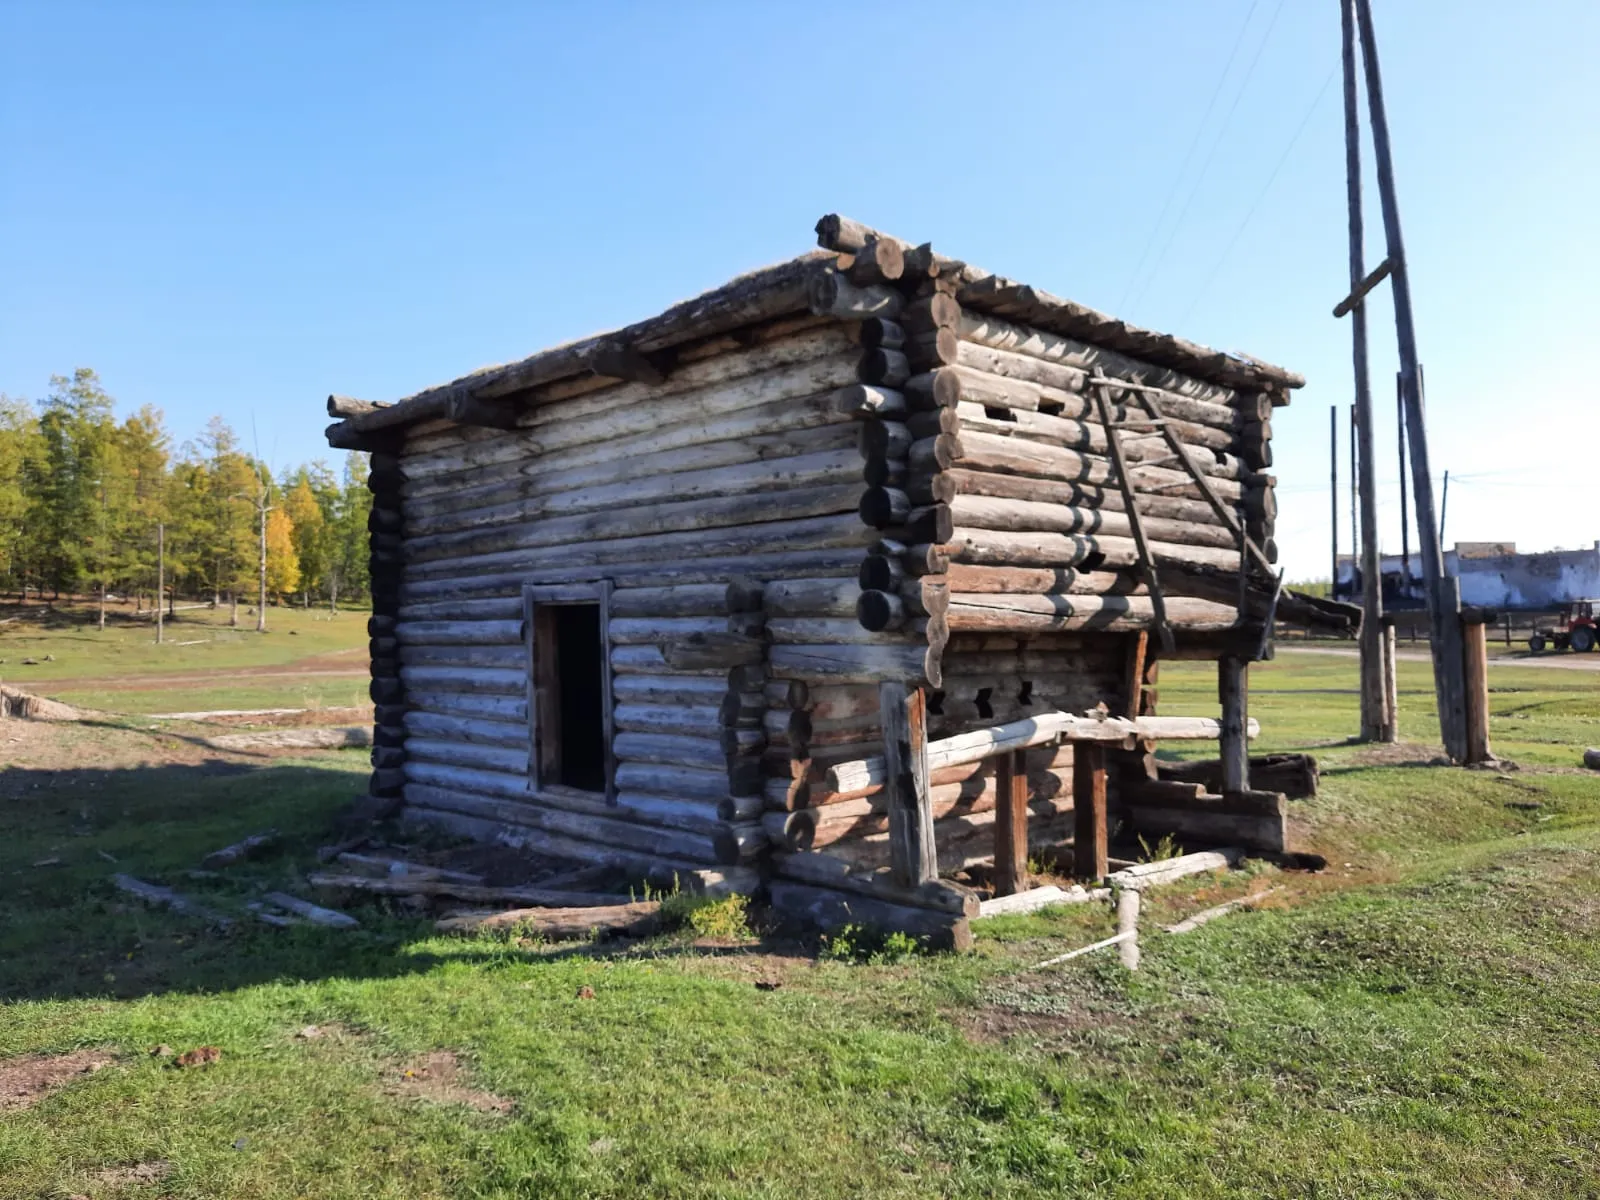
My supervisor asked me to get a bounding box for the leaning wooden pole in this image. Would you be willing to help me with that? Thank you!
[1351,0,1468,760]
[1341,0,1394,742]
[1329,405,1338,598]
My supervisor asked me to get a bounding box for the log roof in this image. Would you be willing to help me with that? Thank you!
[324,216,1302,444]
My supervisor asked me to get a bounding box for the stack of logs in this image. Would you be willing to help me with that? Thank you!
[814,214,1294,651]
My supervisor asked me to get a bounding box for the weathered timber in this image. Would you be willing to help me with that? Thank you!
[768,880,972,950]
[1158,753,1318,799]
[435,902,663,939]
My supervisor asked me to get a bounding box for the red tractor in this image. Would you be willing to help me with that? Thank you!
[1529,600,1598,653]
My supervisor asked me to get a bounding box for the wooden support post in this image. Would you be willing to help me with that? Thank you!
[1218,655,1249,794]
[1072,741,1108,882]
[993,748,1029,898]
[1462,618,1493,764]
[1122,631,1149,719]
[880,682,936,887]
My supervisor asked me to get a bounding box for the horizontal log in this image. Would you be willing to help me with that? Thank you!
[767,880,972,950]
[945,593,1238,634]
[399,665,524,695]
[945,493,1237,550]
[402,710,528,748]
[407,736,528,775]
[611,675,729,707]
[608,583,730,618]
[1157,753,1319,798]
[607,616,729,645]
[807,269,904,320]
[612,703,724,739]
[435,902,663,939]
[773,852,978,916]
[1120,801,1285,854]
[399,644,522,670]
[613,731,728,771]
[827,711,1260,793]
[766,617,929,645]
[763,577,860,618]
[404,511,872,584]
[769,643,940,688]
[613,762,747,803]
[936,527,1242,572]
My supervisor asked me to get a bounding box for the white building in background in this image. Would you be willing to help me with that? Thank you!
[1335,542,1600,611]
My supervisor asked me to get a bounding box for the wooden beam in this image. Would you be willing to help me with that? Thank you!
[993,747,1029,897]
[880,683,937,887]
[446,390,521,430]
[588,340,675,386]
[1072,741,1107,881]
[1332,256,1394,318]
[1122,631,1149,718]
[1218,655,1249,793]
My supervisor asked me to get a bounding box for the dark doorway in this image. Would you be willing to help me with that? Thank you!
[532,602,607,793]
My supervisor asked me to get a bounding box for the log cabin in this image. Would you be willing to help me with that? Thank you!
[324,214,1356,947]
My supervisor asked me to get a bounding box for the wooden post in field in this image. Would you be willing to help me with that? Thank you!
[880,682,936,887]
[993,748,1029,897]
[1461,618,1493,764]
[1329,405,1339,598]
[1072,741,1108,881]
[1382,622,1398,738]
[155,522,165,645]
[1351,0,1468,761]
[1219,655,1250,794]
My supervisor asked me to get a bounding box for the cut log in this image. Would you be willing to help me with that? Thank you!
[435,901,663,939]
[111,874,232,925]
[976,884,1103,918]
[200,830,279,869]
[1157,753,1318,798]
[262,891,360,929]
[767,880,972,951]
[1108,848,1244,890]
[306,872,636,908]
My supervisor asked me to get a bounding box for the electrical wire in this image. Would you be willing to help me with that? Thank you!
[1115,0,1262,313]
[1177,61,1339,324]
[1125,0,1288,315]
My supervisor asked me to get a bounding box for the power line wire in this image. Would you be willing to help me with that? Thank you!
[1115,0,1262,313]
[1177,61,1339,324]
[1126,0,1288,315]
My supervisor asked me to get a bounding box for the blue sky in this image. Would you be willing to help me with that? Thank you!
[2,0,1595,581]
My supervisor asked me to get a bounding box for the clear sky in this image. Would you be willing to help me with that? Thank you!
[3,0,1595,581]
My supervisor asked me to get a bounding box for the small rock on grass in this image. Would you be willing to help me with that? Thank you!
[576,986,595,1000]
[148,1045,173,1058]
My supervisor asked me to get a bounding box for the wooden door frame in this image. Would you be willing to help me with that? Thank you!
[522,581,616,803]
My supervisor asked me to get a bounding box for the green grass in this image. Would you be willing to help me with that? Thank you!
[0,600,371,713]
[2,640,1600,1196]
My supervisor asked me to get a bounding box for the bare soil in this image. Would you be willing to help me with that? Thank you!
[389,1051,513,1114]
[0,1048,118,1111]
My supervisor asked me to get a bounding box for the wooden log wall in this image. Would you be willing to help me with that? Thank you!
[386,290,942,885]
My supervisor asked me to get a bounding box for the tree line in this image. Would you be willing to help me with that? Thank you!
[0,368,373,625]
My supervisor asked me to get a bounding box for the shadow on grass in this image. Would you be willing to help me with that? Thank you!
[0,752,464,1004]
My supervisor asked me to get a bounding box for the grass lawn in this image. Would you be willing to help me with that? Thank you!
[2,631,1599,1196]
[0,600,372,715]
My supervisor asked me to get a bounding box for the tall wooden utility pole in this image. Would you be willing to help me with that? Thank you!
[1348,0,1468,760]
[1396,374,1411,587]
[1340,0,1394,741]
[256,482,270,634]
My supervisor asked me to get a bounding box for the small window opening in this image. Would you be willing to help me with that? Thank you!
[975,687,994,720]
[534,602,607,792]
[1037,398,1065,416]
[983,404,1016,422]
[926,690,946,716]
[1018,680,1034,706]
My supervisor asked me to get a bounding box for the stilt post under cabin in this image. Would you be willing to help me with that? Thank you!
[993,748,1029,897]
[1072,742,1108,881]
[1218,655,1250,794]
[880,682,937,887]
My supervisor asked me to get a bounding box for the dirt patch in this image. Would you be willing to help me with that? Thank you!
[45,651,367,693]
[1,685,82,720]
[202,726,371,752]
[92,1159,172,1187]
[0,1048,117,1111]
[388,1051,512,1114]
[1345,742,1451,768]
